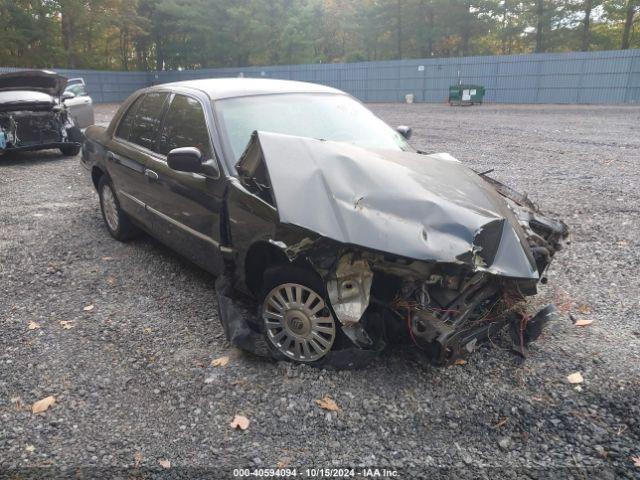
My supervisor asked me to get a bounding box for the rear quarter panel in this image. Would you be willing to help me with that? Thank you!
[81,125,109,175]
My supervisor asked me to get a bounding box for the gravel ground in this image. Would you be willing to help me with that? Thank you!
[1,103,639,479]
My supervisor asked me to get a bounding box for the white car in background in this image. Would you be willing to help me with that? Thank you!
[62,77,95,128]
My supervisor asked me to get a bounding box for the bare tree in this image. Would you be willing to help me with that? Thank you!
[535,0,545,52]
[621,0,639,49]
[581,0,593,51]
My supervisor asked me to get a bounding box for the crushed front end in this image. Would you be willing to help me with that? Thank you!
[221,131,569,367]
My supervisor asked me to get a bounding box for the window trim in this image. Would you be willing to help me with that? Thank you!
[115,91,169,152]
[157,92,215,159]
[154,91,221,179]
[114,93,144,143]
[112,89,222,180]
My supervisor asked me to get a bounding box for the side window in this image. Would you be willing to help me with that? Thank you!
[66,84,87,96]
[129,92,169,151]
[158,95,212,158]
[115,95,144,141]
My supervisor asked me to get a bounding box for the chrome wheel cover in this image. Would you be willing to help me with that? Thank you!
[262,283,336,362]
[101,184,119,232]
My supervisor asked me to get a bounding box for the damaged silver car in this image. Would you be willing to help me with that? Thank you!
[0,70,83,156]
[82,78,568,368]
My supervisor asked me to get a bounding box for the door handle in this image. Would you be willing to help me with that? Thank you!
[106,152,115,162]
[144,169,159,181]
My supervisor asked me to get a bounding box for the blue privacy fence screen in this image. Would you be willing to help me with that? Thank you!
[2,49,639,104]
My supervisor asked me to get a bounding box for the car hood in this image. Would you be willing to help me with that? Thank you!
[236,131,539,280]
[0,70,67,97]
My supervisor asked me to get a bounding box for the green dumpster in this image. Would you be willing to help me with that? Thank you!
[449,84,485,106]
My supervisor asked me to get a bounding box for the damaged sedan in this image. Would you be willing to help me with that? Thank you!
[0,70,83,156]
[82,78,568,368]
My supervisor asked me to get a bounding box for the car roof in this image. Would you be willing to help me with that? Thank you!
[152,77,345,100]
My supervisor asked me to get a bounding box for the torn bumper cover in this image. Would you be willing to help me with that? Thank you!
[219,131,568,367]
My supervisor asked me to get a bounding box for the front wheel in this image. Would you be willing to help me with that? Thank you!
[259,265,337,364]
[98,176,138,241]
[60,144,81,156]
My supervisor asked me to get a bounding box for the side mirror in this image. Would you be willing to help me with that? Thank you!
[62,91,76,100]
[167,147,219,178]
[396,125,412,140]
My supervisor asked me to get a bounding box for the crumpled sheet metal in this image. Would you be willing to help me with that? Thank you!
[215,273,382,369]
[326,253,373,325]
[239,131,538,280]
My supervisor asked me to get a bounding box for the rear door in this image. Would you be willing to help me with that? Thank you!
[142,93,225,274]
[104,91,169,230]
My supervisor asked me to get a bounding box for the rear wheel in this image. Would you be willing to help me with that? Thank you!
[259,265,337,363]
[98,176,138,241]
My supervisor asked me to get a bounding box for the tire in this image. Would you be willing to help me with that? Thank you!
[60,144,81,156]
[98,175,138,241]
[258,264,341,365]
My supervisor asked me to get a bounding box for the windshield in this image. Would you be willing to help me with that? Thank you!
[215,93,411,162]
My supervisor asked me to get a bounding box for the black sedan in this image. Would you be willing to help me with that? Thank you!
[82,78,568,368]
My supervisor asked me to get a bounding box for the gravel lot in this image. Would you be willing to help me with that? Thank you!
[1,103,639,478]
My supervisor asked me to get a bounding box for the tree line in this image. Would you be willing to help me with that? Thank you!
[1,0,638,71]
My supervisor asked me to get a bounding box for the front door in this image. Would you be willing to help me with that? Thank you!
[142,93,225,275]
[63,83,95,128]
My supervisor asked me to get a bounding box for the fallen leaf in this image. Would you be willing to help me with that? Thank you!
[617,240,628,247]
[574,319,593,327]
[83,304,94,312]
[632,455,640,468]
[106,276,117,285]
[494,418,508,428]
[230,414,250,430]
[28,321,41,331]
[60,321,74,330]
[134,451,143,468]
[577,305,591,315]
[143,327,152,334]
[101,256,113,261]
[454,359,467,365]
[25,444,35,453]
[277,457,292,469]
[158,459,171,469]
[32,395,56,414]
[567,372,584,384]
[211,356,229,367]
[315,395,341,412]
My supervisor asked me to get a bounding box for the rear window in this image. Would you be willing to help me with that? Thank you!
[158,95,212,158]
[128,92,168,151]
[115,95,143,141]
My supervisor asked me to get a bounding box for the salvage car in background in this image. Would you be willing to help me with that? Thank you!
[63,77,95,128]
[82,78,568,368]
[0,70,83,156]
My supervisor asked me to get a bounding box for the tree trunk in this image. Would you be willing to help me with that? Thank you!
[621,0,637,49]
[396,0,403,59]
[461,0,471,56]
[581,0,592,51]
[60,4,77,68]
[155,36,164,71]
[502,0,509,54]
[535,0,544,53]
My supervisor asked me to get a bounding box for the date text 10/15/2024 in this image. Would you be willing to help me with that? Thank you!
[233,468,399,477]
